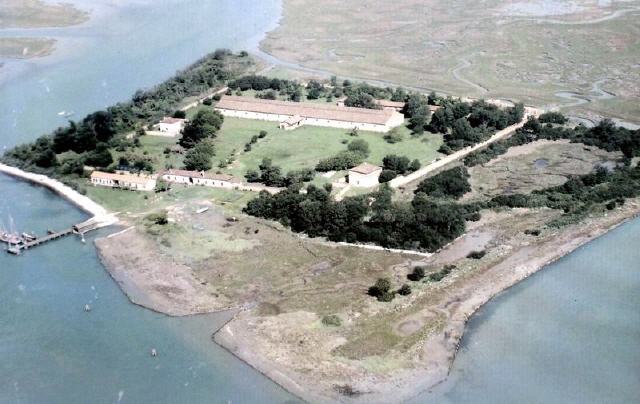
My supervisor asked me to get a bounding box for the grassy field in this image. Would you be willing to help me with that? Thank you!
[215,117,443,177]
[261,0,640,123]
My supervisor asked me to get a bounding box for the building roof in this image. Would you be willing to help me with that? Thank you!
[216,95,396,125]
[375,99,405,109]
[349,163,382,175]
[90,171,155,185]
[282,115,304,125]
[160,117,185,124]
[163,169,237,182]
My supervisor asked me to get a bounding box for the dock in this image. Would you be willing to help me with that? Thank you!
[5,217,105,255]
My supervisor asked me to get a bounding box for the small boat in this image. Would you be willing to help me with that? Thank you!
[0,232,22,245]
[150,348,157,357]
[84,304,91,312]
[195,207,209,214]
[22,232,37,242]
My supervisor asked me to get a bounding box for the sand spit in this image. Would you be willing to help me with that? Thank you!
[0,163,117,227]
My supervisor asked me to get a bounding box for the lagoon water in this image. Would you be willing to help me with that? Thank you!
[1,1,638,403]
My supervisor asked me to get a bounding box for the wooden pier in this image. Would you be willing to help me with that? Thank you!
[5,217,105,255]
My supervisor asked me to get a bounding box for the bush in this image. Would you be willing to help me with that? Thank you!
[407,266,426,281]
[347,139,370,156]
[368,278,392,300]
[467,250,486,259]
[538,111,568,124]
[379,169,398,183]
[321,314,342,327]
[172,110,186,119]
[383,130,403,144]
[145,211,168,225]
[397,284,412,296]
[258,130,268,138]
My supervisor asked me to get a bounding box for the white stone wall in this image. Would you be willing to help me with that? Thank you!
[349,170,381,187]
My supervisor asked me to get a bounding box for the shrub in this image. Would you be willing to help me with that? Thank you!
[467,250,486,259]
[172,110,186,119]
[383,130,403,144]
[347,139,370,156]
[379,169,398,183]
[145,211,168,225]
[397,284,412,296]
[524,229,541,236]
[368,278,392,300]
[321,314,342,327]
[407,266,426,281]
[258,130,268,138]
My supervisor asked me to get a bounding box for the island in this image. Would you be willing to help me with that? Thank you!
[2,50,639,403]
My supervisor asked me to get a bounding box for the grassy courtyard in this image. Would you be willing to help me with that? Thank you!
[214,117,443,178]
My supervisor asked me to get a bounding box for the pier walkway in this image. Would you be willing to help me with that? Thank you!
[6,217,106,255]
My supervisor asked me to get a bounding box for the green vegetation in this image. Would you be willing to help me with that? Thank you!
[213,118,442,178]
[244,184,476,252]
[379,154,421,182]
[2,50,250,177]
[407,266,426,281]
[179,109,223,148]
[464,115,640,167]
[321,314,342,327]
[427,265,455,282]
[183,139,216,171]
[415,166,471,199]
[245,158,315,187]
[368,278,395,302]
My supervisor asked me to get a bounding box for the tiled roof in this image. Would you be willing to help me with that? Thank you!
[216,95,395,125]
[349,163,382,175]
[90,171,155,185]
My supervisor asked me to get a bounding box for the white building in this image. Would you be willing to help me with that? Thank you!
[216,95,404,133]
[157,117,186,136]
[278,115,304,130]
[162,169,237,189]
[348,163,382,187]
[90,171,157,191]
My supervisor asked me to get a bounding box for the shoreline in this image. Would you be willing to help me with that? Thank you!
[212,200,640,403]
[0,163,117,228]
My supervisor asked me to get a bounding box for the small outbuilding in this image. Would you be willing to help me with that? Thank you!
[348,163,382,187]
[90,171,156,191]
[279,115,304,130]
[157,117,186,136]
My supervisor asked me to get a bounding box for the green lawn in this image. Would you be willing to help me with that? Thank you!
[214,117,443,178]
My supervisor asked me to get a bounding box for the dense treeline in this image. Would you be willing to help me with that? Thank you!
[3,50,248,174]
[315,139,370,171]
[434,100,524,154]
[244,184,479,252]
[464,115,640,167]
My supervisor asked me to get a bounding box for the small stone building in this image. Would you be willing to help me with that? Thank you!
[161,169,237,189]
[278,115,304,130]
[348,163,382,187]
[157,117,186,136]
[90,171,156,191]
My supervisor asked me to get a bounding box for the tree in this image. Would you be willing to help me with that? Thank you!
[84,142,113,167]
[397,284,412,296]
[179,109,223,148]
[379,169,398,183]
[172,110,186,119]
[382,154,410,174]
[155,178,170,193]
[183,141,215,171]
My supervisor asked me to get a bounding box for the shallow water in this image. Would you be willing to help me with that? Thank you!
[411,218,640,403]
